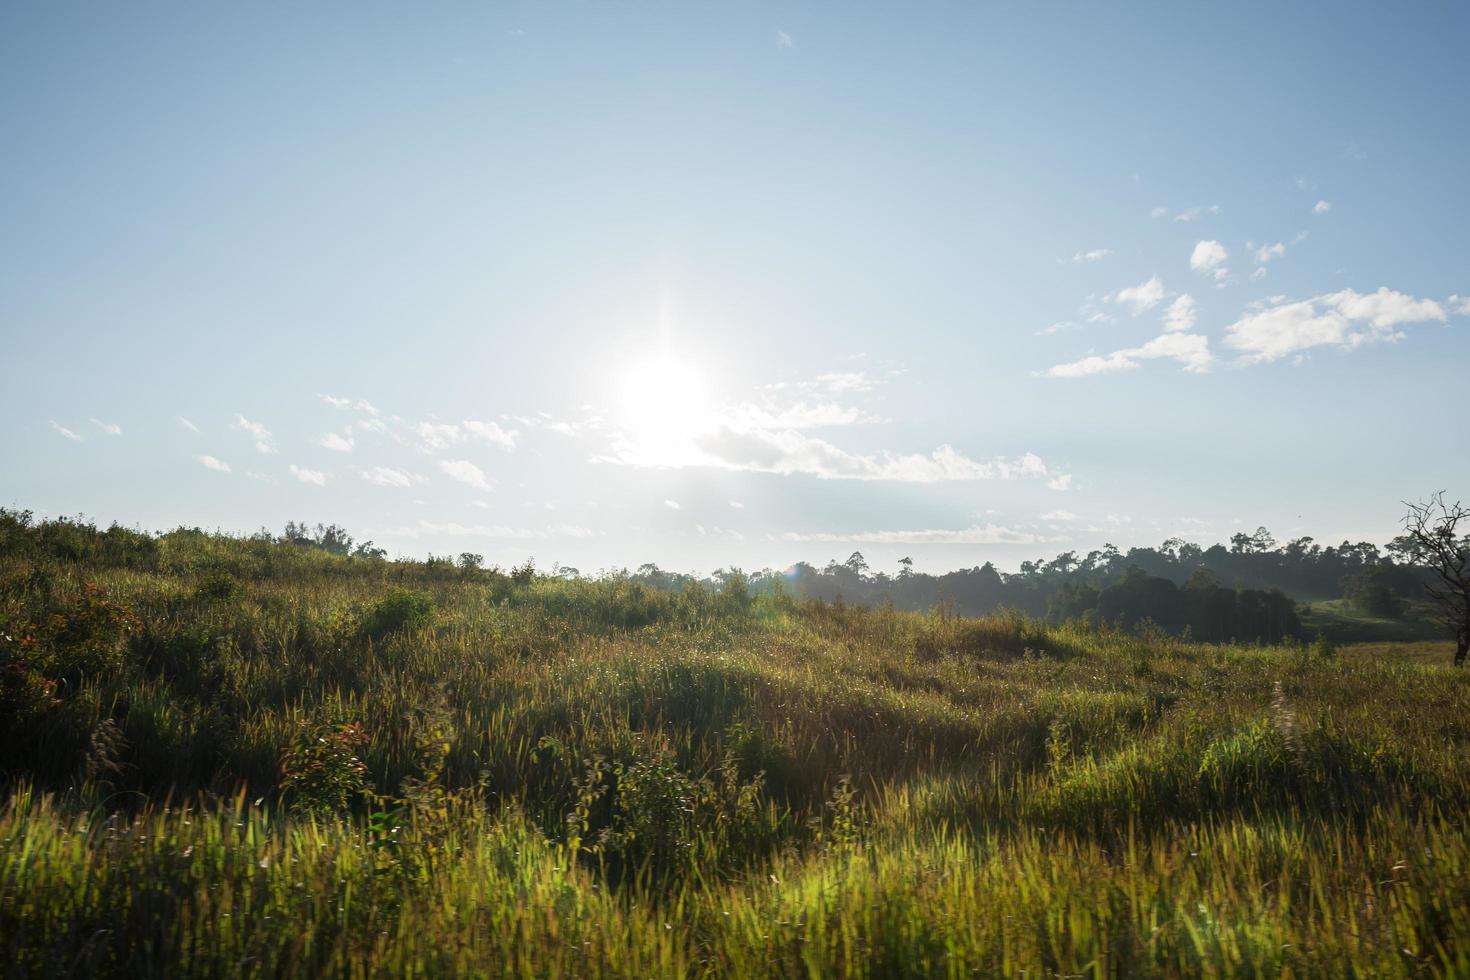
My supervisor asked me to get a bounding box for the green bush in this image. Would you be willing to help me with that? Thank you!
[360,588,434,639]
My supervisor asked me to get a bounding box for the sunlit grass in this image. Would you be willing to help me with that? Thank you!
[3,519,1470,975]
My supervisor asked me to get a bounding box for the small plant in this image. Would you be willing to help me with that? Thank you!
[814,775,864,855]
[280,720,371,813]
[1310,633,1337,660]
[510,558,536,587]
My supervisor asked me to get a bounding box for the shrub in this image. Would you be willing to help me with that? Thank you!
[360,588,434,640]
[194,570,241,602]
[280,720,371,813]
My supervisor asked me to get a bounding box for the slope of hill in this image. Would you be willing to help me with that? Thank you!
[2,514,1469,976]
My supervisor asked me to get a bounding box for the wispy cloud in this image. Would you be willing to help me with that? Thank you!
[1156,204,1221,222]
[196,454,231,473]
[361,466,423,488]
[415,419,518,452]
[782,524,1067,545]
[363,520,597,541]
[439,459,493,491]
[50,421,82,441]
[813,371,872,393]
[1254,242,1287,264]
[289,464,327,486]
[664,499,681,510]
[775,29,794,49]
[231,414,276,454]
[1313,200,1332,214]
[318,432,355,452]
[1045,331,1212,378]
[1070,248,1112,264]
[89,418,121,436]
[724,400,881,430]
[319,394,380,416]
[685,430,1056,483]
[502,412,585,437]
[1109,276,1166,314]
[1224,287,1446,363]
[178,416,200,433]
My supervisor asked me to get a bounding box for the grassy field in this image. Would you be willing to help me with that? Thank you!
[3,518,1470,976]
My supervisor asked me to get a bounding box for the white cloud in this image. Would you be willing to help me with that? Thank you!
[1110,276,1166,314]
[1046,331,1212,378]
[415,422,461,451]
[1254,242,1287,264]
[724,400,879,429]
[439,459,493,491]
[1450,294,1470,315]
[1223,287,1447,363]
[89,418,121,436]
[504,413,581,437]
[682,427,1054,483]
[775,29,794,49]
[50,421,82,441]
[782,524,1067,545]
[544,524,600,539]
[196,455,231,473]
[1150,206,1170,218]
[1173,205,1221,222]
[178,416,199,433]
[1047,473,1075,491]
[1328,286,1444,328]
[664,499,681,510]
[729,500,744,509]
[1251,268,1268,281]
[361,466,422,488]
[1190,240,1229,281]
[462,419,519,449]
[318,432,355,452]
[814,371,873,393]
[368,520,535,540]
[1163,294,1197,332]
[319,394,380,416]
[289,464,327,486]
[1040,509,1078,521]
[231,414,276,454]
[366,519,595,541]
[1313,200,1332,214]
[414,419,518,452]
[1071,248,1112,264]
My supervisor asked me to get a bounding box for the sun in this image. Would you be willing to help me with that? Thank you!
[614,350,718,467]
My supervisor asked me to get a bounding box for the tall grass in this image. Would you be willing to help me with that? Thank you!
[2,517,1469,975]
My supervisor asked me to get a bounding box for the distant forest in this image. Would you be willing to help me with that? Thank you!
[636,528,1438,645]
[1,511,1439,647]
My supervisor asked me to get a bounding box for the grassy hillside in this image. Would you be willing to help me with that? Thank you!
[1299,597,1442,644]
[3,516,1469,976]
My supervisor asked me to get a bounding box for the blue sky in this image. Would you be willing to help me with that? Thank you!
[3,2,1467,575]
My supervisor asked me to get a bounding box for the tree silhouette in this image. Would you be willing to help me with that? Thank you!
[1400,493,1470,666]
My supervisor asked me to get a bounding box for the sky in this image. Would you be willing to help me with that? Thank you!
[3,2,1468,576]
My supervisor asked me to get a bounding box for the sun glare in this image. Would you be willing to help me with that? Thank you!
[615,350,718,467]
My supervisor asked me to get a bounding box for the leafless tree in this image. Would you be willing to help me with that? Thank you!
[1401,493,1470,666]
